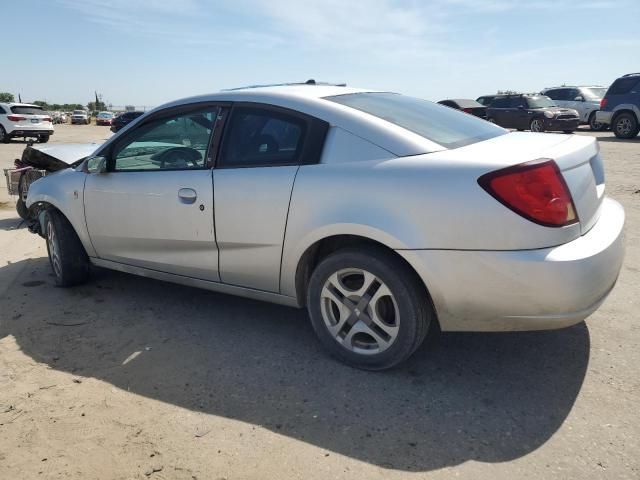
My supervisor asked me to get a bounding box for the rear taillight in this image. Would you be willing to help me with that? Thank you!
[42,116,51,122]
[7,115,26,121]
[462,107,472,113]
[478,159,578,227]
[600,98,608,109]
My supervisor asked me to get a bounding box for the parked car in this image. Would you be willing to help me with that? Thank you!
[96,111,115,126]
[486,94,580,133]
[437,99,486,118]
[71,110,90,125]
[0,103,54,143]
[51,112,67,124]
[596,73,640,139]
[110,110,144,132]
[541,86,607,130]
[24,84,624,370]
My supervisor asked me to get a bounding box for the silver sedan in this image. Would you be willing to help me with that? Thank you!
[26,83,625,370]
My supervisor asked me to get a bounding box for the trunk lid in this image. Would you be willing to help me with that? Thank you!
[430,132,604,236]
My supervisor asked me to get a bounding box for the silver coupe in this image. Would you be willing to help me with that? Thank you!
[26,83,625,370]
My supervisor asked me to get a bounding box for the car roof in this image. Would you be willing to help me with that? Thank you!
[543,85,604,90]
[113,85,448,157]
[441,99,485,107]
[6,103,41,108]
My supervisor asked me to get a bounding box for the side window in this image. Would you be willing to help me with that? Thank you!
[219,107,306,168]
[509,97,525,108]
[491,97,509,108]
[113,107,218,171]
[545,89,560,100]
[567,88,580,100]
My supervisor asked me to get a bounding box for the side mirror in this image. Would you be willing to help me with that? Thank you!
[574,95,584,102]
[84,155,107,174]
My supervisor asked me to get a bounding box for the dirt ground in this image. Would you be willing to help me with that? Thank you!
[0,125,638,479]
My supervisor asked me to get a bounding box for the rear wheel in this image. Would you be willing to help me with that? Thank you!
[530,118,545,132]
[44,209,90,286]
[589,112,606,131]
[0,125,9,143]
[37,134,50,143]
[613,112,639,139]
[307,247,432,370]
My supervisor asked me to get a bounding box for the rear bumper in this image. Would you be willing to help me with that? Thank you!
[8,128,53,137]
[544,118,580,131]
[399,197,625,331]
[595,110,613,125]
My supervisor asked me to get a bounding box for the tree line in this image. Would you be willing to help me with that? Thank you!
[0,92,107,112]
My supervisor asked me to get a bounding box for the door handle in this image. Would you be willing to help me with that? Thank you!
[178,188,197,204]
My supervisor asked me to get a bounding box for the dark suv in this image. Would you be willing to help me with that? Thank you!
[596,73,640,139]
[486,94,580,133]
[110,111,145,133]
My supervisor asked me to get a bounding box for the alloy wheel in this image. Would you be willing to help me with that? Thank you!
[320,268,400,355]
[616,118,633,136]
[530,119,543,132]
[590,115,603,131]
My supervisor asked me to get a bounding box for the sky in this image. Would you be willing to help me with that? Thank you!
[2,0,638,108]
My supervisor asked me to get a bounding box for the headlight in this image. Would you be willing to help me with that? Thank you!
[544,110,555,119]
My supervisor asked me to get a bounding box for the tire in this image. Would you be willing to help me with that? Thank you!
[589,112,606,131]
[307,247,432,370]
[44,209,90,287]
[612,112,639,139]
[516,129,524,131]
[16,198,29,219]
[563,130,574,134]
[530,118,545,133]
[0,125,9,143]
[16,173,32,220]
[38,134,50,143]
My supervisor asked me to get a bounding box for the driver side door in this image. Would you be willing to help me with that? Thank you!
[84,104,222,281]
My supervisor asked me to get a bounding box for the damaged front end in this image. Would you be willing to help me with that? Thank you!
[7,142,101,222]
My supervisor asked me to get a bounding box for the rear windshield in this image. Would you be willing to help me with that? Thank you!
[11,106,44,115]
[325,92,505,149]
[607,77,639,95]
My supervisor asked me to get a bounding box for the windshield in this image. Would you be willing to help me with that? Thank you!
[582,87,606,100]
[325,92,505,149]
[73,110,86,115]
[10,106,44,115]
[526,96,557,109]
[98,112,113,118]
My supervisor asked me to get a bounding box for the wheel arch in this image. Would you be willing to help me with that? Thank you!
[290,233,439,330]
[612,108,638,123]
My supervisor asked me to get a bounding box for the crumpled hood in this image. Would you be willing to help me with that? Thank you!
[20,143,101,171]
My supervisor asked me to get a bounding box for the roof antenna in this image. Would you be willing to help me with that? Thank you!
[305,79,316,85]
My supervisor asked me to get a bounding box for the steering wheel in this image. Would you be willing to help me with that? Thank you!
[155,147,202,169]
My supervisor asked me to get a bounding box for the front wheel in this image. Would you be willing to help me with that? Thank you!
[307,247,432,370]
[530,118,545,132]
[44,209,90,286]
[613,112,639,139]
